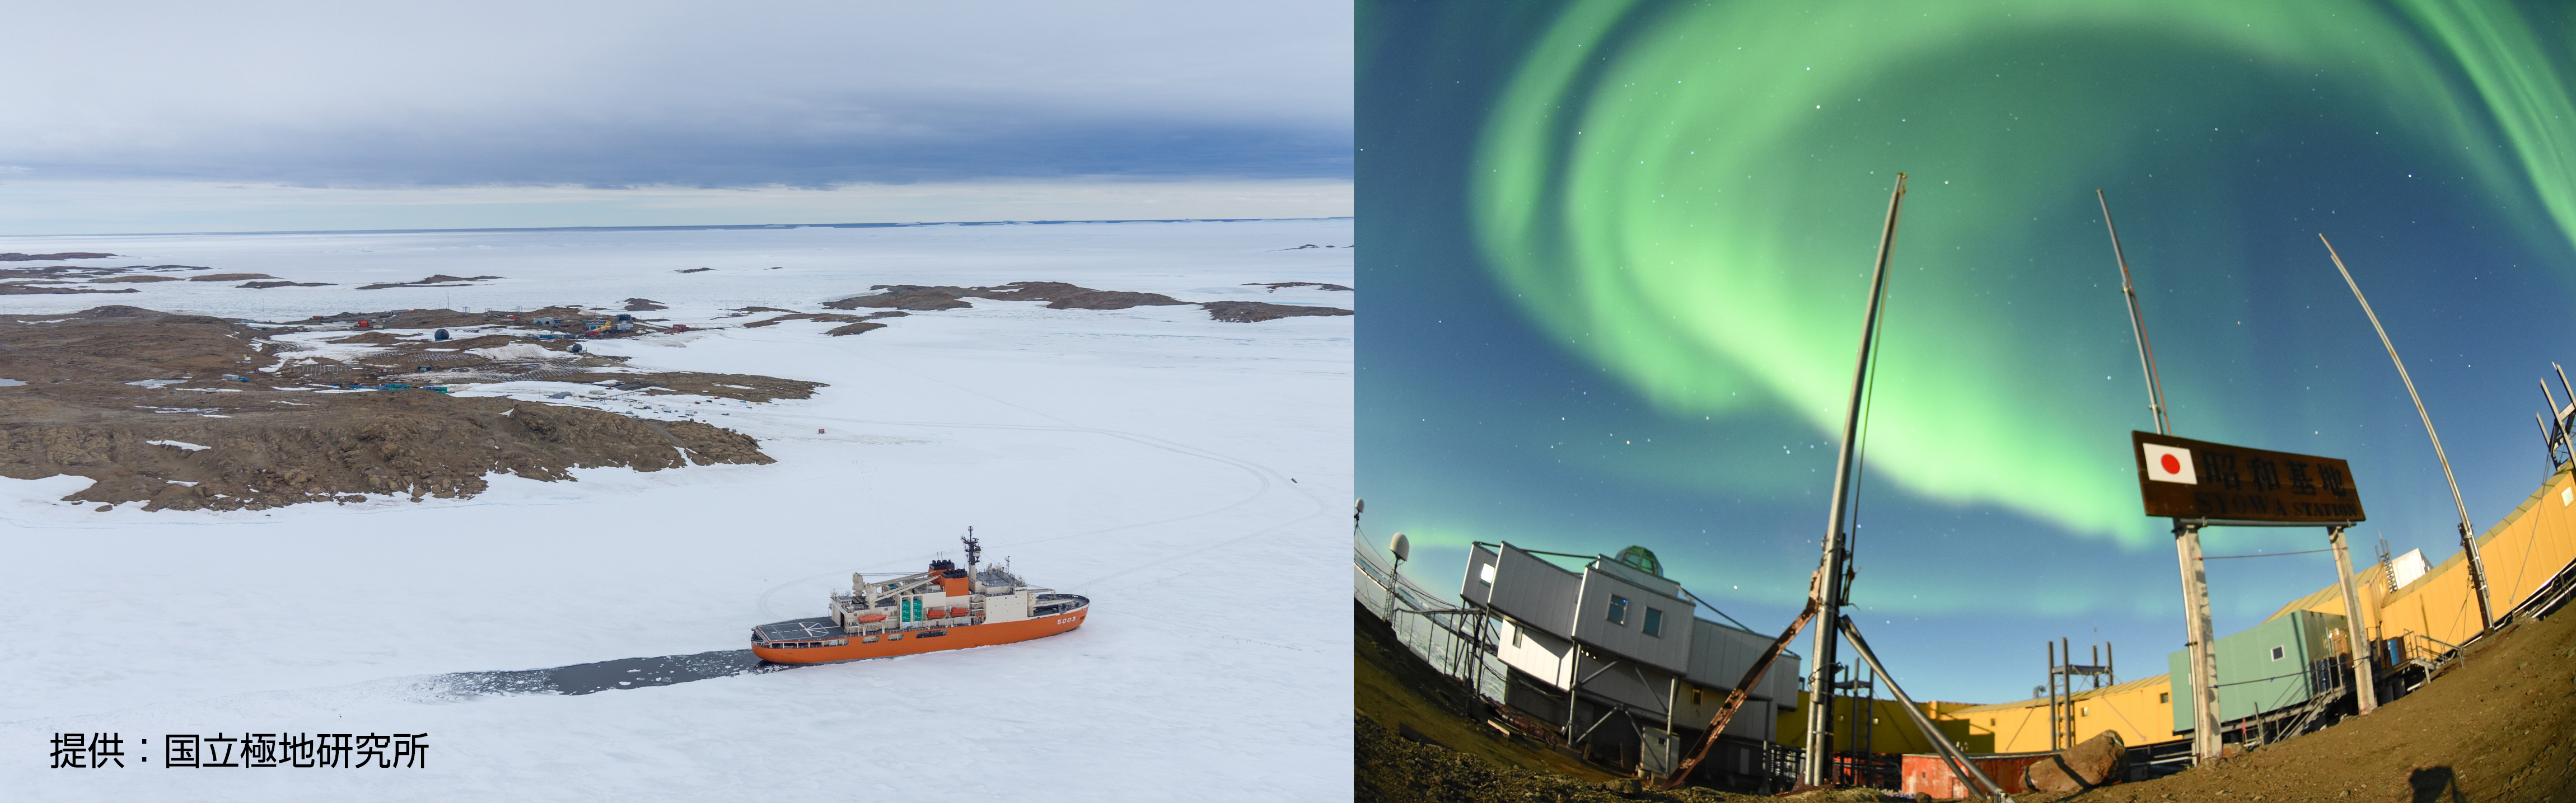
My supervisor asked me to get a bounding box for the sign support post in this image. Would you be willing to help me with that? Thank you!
[2134,432,2368,764]
[2172,519,2222,762]
[2328,525,2378,714]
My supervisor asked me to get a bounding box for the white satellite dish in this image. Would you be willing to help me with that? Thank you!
[1388,532,1410,562]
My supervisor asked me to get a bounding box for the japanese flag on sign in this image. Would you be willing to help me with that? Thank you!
[2143,442,2196,484]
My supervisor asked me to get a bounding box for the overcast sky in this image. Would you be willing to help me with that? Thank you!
[0,1,1350,232]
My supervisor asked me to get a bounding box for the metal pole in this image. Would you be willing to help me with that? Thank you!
[2320,234,2494,632]
[2046,640,2059,752]
[2176,520,2222,762]
[1838,617,2016,802]
[1567,649,1583,747]
[2554,363,2574,417]
[2329,526,2379,714]
[1666,675,1677,765]
[2098,190,2171,435]
[2063,636,2074,748]
[1803,172,1909,787]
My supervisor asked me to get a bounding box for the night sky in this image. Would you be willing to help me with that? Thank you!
[1359,0,2576,702]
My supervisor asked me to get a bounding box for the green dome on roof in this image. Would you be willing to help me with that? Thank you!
[1615,546,1663,577]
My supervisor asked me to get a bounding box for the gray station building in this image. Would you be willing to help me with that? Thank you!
[1460,542,1799,784]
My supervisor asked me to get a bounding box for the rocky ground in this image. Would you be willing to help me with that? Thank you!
[822,280,1353,321]
[1361,716,1911,803]
[1356,603,1906,803]
[1359,593,2576,803]
[0,272,1350,513]
[0,305,818,511]
[2013,600,2576,803]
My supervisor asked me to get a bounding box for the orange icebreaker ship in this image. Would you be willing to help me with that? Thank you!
[749,533,1089,664]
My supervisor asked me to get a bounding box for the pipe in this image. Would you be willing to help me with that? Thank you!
[2319,234,2494,632]
[1804,172,1909,785]
[2098,190,2171,435]
[1839,617,2014,802]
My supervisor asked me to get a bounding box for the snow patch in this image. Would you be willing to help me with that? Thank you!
[466,342,564,361]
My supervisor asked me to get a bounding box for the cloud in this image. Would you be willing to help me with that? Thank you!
[0,1,1351,187]
[0,177,1354,234]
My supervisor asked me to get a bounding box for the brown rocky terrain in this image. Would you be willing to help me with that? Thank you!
[1204,300,1357,322]
[1361,717,1907,803]
[824,281,1191,312]
[742,309,906,336]
[355,274,504,290]
[0,306,821,511]
[2014,603,2576,803]
[1361,586,2576,803]
[821,285,981,311]
[1,284,139,295]
[0,252,117,261]
[189,273,278,281]
[2,263,203,280]
[821,280,1353,322]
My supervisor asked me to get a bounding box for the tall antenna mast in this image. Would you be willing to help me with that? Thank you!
[2098,190,2171,435]
[1802,173,1908,787]
[2319,234,2493,632]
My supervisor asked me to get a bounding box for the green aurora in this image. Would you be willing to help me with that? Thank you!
[1468,0,2576,547]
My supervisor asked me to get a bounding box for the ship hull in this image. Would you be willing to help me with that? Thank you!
[751,607,1088,664]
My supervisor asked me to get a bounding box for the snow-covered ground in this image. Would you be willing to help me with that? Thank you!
[0,220,1354,801]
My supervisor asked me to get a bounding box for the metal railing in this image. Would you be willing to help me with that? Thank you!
[1352,534,1507,702]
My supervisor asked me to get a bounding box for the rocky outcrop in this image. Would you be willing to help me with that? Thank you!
[2026,730,2126,792]
[1201,300,1355,323]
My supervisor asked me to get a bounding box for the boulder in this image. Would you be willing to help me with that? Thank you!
[2026,730,2127,792]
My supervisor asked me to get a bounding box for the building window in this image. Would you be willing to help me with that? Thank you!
[1692,688,1703,706]
[1643,607,1665,637]
[2270,646,2285,661]
[1607,595,1629,624]
[2081,707,2089,716]
[2159,692,2170,703]
[1479,562,1497,584]
[1511,627,1522,648]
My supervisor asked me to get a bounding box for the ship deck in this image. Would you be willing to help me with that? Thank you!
[751,619,848,642]
[1032,593,1090,617]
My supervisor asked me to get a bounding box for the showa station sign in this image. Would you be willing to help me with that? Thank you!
[2132,432,2367,523]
